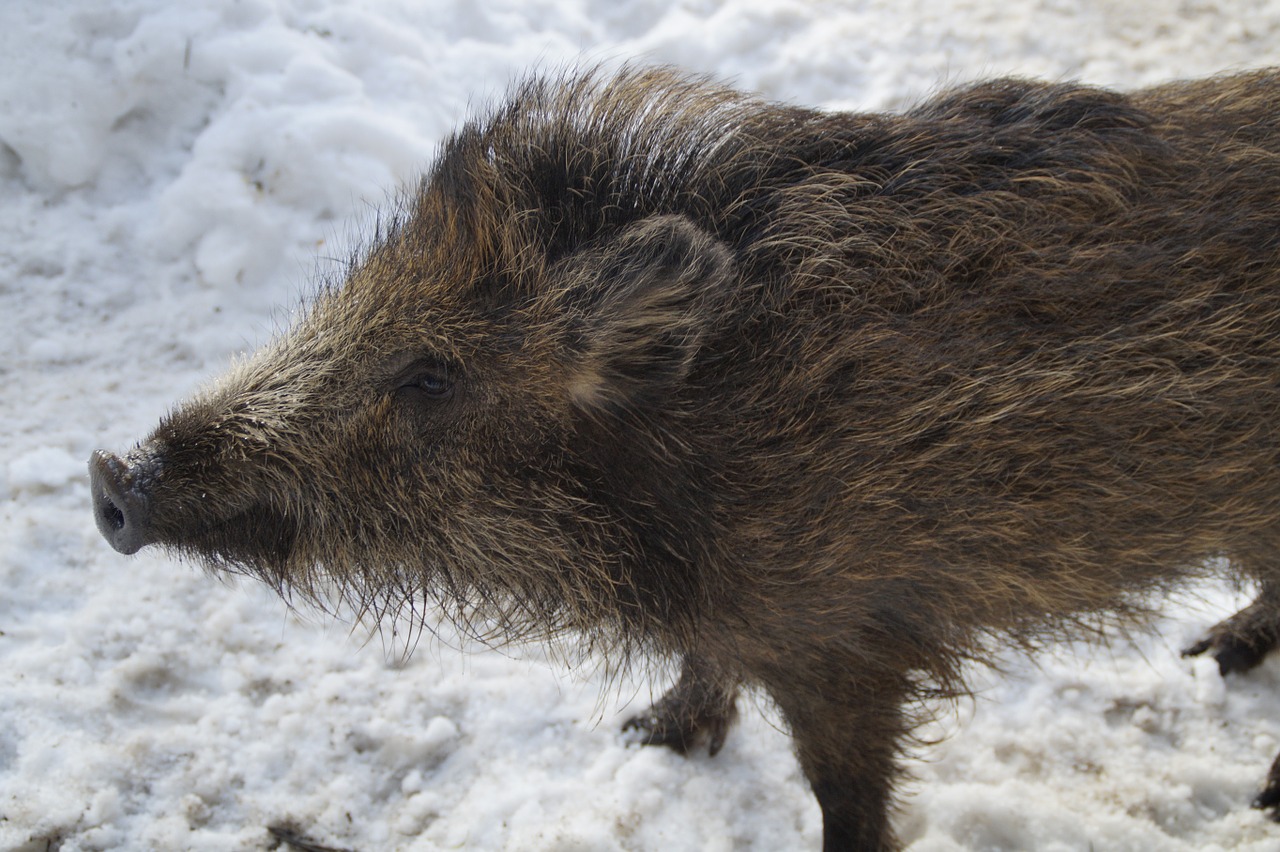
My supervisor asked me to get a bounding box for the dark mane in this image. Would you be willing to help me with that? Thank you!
[421,68,801,259]
[421,67,1165,273]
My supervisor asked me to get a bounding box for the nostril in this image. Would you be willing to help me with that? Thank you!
[89,449,153,555]
[100,493,124,532]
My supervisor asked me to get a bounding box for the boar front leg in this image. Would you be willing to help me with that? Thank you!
[773,676,907,852]
[623,654,739,756]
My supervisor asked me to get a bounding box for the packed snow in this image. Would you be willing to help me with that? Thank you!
[3,1,1280,849]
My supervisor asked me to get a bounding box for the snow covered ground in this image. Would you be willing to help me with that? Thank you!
[3,1,1280,849]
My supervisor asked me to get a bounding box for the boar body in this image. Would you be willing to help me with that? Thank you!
[91,68,1280,849]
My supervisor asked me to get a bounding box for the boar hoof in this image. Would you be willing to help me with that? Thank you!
[1182,593,1280,676]
[623,695,738,757]
[1254,750,1280,820]
[623,659,739,757]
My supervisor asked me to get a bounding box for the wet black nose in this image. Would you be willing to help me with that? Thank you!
[89,450,155,555]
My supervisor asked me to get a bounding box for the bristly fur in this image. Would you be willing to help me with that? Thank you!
[98,65,1280,849]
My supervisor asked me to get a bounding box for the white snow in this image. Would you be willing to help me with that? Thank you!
[3,1,1280,849]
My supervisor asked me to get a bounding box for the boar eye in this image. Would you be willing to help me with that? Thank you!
[409,373,453,399]
[392,361,456,404]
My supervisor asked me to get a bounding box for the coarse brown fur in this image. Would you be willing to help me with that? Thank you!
[91,66,1280,849]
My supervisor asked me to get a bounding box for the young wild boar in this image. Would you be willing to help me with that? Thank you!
[90,66,1280,850]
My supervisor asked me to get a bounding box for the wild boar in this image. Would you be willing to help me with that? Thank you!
[91,66,1280,850]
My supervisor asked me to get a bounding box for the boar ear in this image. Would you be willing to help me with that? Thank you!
[566,214,736,409]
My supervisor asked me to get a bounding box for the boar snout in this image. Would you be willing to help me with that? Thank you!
[90,449,159,555]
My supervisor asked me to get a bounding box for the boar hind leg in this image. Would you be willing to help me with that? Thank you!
[1183,583,1280,676]
[1184,584,1280,821]
[1255,750,1280,820]
[623,655,739,756]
